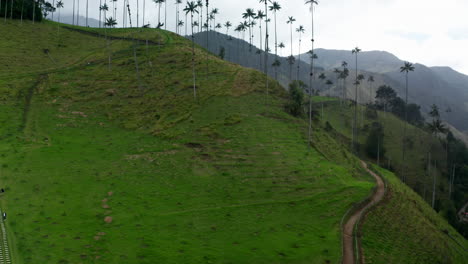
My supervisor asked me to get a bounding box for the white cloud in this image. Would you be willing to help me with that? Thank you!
[57,0,468,74]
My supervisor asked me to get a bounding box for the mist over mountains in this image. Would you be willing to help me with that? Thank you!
[194,31,468,133]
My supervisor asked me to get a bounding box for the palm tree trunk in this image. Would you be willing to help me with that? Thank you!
[402,72,409,183]
[259,22,262,70]
[136,0,139,28]
[4,0,7,22]
[20,0,24,24]
[308,6,315,149]
[289,23,293,80]
[297,34,301,81]
[86,0,89,27]
[72,0,75,25]
[10,0,13,19]
[353,55,358,154]
[77,0,80,26]
[432,160,437,209]
[206,1,209,75]
[264,1,269,104]
[143,0,145,25]
[274,11,278,80]
[99,0,102,28]
[191,13,197,99]
[32,0,35,24]
[158,3,161,26]
[164,1,167,30]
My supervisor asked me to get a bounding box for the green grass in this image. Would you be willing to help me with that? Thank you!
[0,20,377,263]
[361,166,468,263]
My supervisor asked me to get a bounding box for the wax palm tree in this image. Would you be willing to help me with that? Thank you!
[105,16,117,27]
[101,3,109,27]
[77,0,80,25]
[279,42,285,56]
[32,0,36,23]
[351,47,361,153]
[305,0,318,148]
[367,75,375,104]
[242,8,256,51]
[176,0,182,33]
[269,1,281,80]
[20,0,25,23]
[287,16,296,80]
[72,0,75,25]
[56,1,64,22]
[178,19,184,32]
[164,0,167,29]
[224,21,232,36]
[196,1,202,32]
[154,0,164,28]
[400,61,415,183]
[184,1,199,99]
[211,8,219,31]
[296,25,305,80]
[259,0,270,101]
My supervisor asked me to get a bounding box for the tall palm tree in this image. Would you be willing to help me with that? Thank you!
[32,0,36,23]
[154,0,164,28]
[164,0,167,29]
[99,0,102,28]
[367,75,375,104]
[259,0,270,101]
[296,25,305,81]
[178,20,184,33]
[9,0,14,20]
[242,8,256,52]
[77,0,80,25]
[196,0,203,32]
[184,1,199,99]
[56,1,64,22]
[224,21,232,36]
[269,1,281,80]
[101,3,109,27]
[351,47,361,153]
[278,42,285,56]
[211,8,219,31]
[400,61,415,183]
[305,0,318,148]
[20,0,25,24]
[72,0,75,25]
[176,0,182,33]
[287,16,296,80]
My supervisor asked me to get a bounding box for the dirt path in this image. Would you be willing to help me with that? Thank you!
[342,161,385,264]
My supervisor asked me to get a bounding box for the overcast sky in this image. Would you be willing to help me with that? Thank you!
[58,0,468,74]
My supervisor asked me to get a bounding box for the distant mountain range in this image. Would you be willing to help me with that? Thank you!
[193,31,468,133]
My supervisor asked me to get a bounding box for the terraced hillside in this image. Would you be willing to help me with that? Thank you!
[0,20,376,264]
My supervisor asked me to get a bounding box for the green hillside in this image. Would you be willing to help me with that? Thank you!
[0,19,466,264]
[0,20,376,264]
[361,166,467,263]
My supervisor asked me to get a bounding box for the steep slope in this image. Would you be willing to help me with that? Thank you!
[0,20,375,264]
[361,166,468,263]
[317,99,468,262]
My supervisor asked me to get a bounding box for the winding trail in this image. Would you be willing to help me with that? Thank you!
[342,161,385,264]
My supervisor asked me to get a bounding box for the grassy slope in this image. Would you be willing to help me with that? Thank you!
[361,166,468,263]
[0,20,374,264]
[318,101,468,262]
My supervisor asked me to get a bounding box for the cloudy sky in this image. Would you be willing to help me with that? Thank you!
[58,0,468,74]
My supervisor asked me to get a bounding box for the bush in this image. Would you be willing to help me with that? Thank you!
[285,81,306,117]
